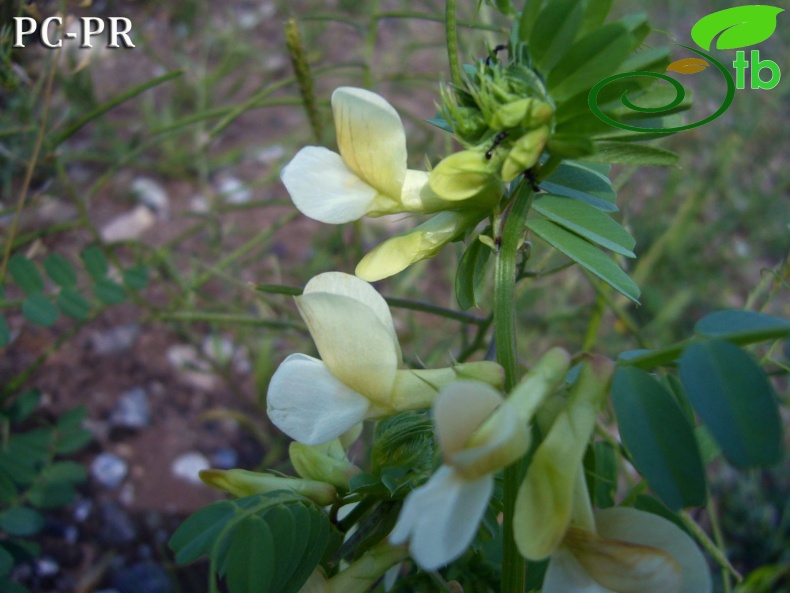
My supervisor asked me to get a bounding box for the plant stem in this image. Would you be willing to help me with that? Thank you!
[494,182,533,593]
[445,0,462,87]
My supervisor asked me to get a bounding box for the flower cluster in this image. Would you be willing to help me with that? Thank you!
[281,88,500,281]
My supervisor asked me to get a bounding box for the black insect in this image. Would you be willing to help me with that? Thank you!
[485,131,508,159]
[485,44,508,66]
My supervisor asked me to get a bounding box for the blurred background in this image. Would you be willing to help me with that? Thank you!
[1,0,788,591]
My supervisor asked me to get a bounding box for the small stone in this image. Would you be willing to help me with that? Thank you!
[166,344,217,391]
[216,175,251,205]
[100,205,155,242]
[110,387,150,430]
[73,499,93,522]
[118,482,135,507]
[64,525,79,545]
[189,194,209,213]
[91,324,140,356]
[253,144,285,165]
[172,452,210,485]
[36,557,59,578]
[201,335,234,365]
[99,501,137,545]
[211,447,238,469]
[131,177,169,217]
[91,453,128,489]
[112,562,173,593]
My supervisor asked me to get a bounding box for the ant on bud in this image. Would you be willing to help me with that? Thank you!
[484,44,508,65]
[485,131,508,159]
[524,167,541,192]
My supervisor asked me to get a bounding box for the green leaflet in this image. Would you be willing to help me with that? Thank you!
[547,23,632,101]
[533,195,635,257]
[612,367,707,510]
[539,159,618,212]
[22,294,58,327]
[0,507,44,537]
[43,254,77,288]
[583,141,679,166]
[528,0,585,73]
[169,492,333,593]
[456,234,492,310]
[525,218,640,303]
[679,340,783,469]
[694,309,790,343]
[8,255,43,295]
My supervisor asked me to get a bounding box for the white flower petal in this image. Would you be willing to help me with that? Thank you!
[543,549,614,593]
[389,466,493,571]
[295,292,400,403]
[281,146,378,224]
[592,507,712,593]
[303,272,400,359]
[267,354,370,445]
[433,381,503,457]
[332,87,407,199]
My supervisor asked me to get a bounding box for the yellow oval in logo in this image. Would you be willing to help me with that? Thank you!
[666,57,710,75]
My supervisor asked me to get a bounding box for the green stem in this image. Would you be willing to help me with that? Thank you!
[255,284,490,325]
[445,0,462,87]
[494,182,533,593]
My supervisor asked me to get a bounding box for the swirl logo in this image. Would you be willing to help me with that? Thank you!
[588,5,783,133]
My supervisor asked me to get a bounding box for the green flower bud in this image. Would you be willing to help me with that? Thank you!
[490,98,535,130]
[199,468,337,506]
[501,126,550,181]
[289,442,361,490]
[429,150,498,201]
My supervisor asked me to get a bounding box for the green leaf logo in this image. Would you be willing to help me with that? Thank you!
[691,5,784,51]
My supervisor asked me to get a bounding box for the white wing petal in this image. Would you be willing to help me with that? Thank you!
[389,466,493,571]
[266,354,370,445]
[281,146,377,224]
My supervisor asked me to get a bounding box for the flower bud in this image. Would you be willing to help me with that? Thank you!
[199,469,337,506]
[355,210,485,282]
[501,126,550,181]
[429,150,499,201]
[514,355,615,560]
[289,442,361,490]
[490,98,535,130]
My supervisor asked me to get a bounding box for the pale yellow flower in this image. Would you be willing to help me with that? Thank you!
[281,87,447,223]
[266,272,503,445]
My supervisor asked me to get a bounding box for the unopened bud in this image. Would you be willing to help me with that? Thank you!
[200,469,337,506]
[289,442,361,490]
[429,150,497,201]
[501,126,550,181]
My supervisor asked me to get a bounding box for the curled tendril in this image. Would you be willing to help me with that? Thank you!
[588,45,735,133]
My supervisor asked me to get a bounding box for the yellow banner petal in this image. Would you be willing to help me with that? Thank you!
[295,293,400,404]
[332,87,407,199]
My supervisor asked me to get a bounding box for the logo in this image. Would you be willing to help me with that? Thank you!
[589,5,783,133]
[12,16,135,49]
